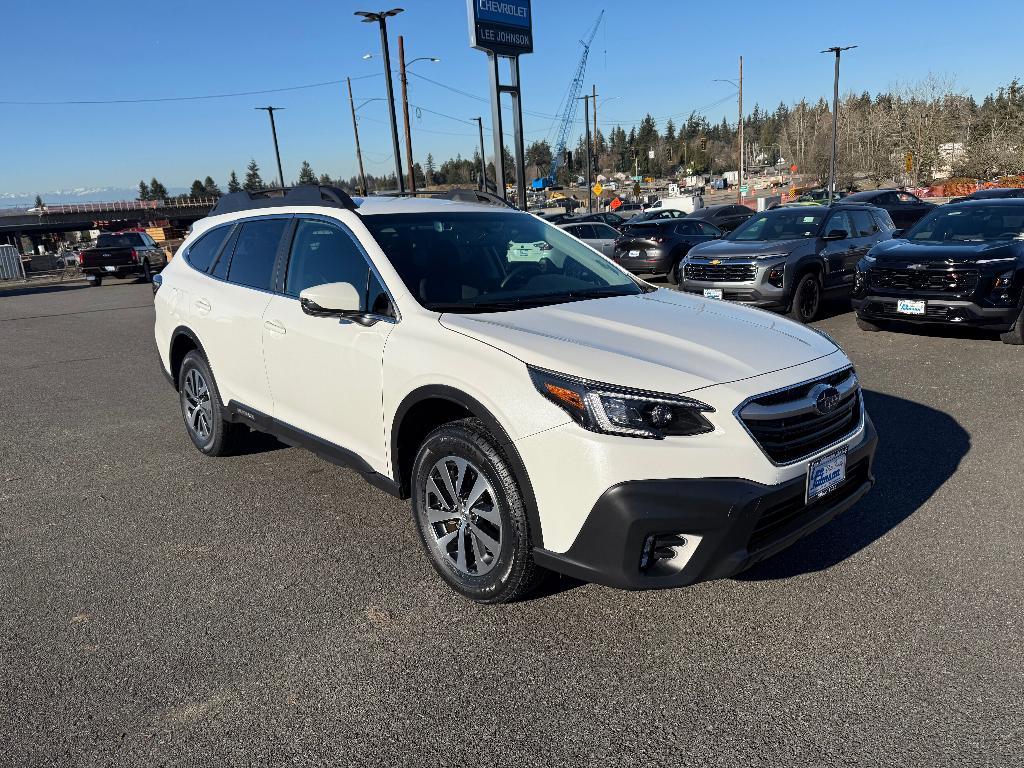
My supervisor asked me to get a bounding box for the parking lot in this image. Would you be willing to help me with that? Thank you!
[3,279,1022,766]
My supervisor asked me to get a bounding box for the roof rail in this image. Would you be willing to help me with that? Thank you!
[369,188,518,209]
[209,185,359,216]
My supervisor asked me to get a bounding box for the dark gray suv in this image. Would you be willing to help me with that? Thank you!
[680,204,895,322]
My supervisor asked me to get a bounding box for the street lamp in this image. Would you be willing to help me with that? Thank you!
[822,45,857,203]
[397,39,440,193]
[355,8,405,193]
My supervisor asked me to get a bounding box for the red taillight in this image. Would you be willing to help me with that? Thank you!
[129,248,138,263]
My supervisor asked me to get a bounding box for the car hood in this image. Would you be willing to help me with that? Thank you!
[868,238,1022,266]
[687,238,808,258]
[439,289,837,395]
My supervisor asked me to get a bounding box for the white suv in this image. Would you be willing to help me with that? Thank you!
[154,186,877,603]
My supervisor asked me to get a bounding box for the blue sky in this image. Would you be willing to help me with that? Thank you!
[1,0,1020,193]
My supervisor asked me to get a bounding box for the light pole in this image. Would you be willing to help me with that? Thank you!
[822,45,856,203]
[396,40,439,193]
[473,117,487,192]
[355,8,405,193]
[254,106,285,189]
[577,94,595,213]
[715,59,743,203]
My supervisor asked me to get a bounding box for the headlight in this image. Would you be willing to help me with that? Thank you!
[528,366,714,439]
[993,270,1013,290]
[754,252,787,260]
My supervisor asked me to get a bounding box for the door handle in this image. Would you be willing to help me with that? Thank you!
[194,298,211,314]
[264,319,286,335]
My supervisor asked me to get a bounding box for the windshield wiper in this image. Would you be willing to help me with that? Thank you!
[427,288,638,313]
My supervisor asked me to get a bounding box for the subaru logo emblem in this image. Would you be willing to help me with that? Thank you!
[810,383,842,415]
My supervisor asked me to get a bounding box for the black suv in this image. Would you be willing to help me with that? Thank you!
[681,204,895,322]
[838,189,935,230]
[852,199,1024,344]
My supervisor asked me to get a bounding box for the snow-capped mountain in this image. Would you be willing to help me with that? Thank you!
[0,187,187,206]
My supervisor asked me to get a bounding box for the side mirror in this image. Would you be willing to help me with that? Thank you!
[299,281,368,322]
[823,229,848,241]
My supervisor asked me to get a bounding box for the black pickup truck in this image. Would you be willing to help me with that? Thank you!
[80,231,167,286]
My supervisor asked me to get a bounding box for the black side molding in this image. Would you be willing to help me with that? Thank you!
[225,400,401,498]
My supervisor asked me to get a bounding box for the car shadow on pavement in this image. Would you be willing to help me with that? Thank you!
[0,282,89,298]
[736,388,969,581]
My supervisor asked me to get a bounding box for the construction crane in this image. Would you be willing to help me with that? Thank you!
[531,11,603,191]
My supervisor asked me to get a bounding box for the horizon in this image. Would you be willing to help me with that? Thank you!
[1,0,1020,195]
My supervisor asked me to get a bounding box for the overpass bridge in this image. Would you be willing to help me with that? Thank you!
[0,197,216,247]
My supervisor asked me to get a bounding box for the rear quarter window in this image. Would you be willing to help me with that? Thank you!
[184,225,232,273]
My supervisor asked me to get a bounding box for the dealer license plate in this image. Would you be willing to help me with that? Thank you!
[806,449,847,503]
[103,266,117,272]
[628,249,641,258]
[703,288,723,299]
[897,299,926,315]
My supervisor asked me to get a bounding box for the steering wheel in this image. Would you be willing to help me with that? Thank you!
[500,262,543,289]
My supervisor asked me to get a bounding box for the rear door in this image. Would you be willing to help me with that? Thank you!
[589,223,620,256]
[195,216,288,414]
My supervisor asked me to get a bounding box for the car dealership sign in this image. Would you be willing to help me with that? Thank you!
[467,0,533,55]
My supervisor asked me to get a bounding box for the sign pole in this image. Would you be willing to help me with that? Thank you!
[510,56,528,210]
[487,53,507,198]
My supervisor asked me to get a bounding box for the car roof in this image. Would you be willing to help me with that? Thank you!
[947,197,1024,206]
[969,187,1024,198]
[842,189,895,201]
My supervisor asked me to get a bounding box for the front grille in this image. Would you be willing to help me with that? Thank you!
[684,262,757,282]
[738,368,862,464]
[747,459,869,552]
[868,267,979,294]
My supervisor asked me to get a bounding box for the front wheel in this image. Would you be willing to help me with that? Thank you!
[140,260,152,283]
[999,304,1024,345]
[411,418,547,603]
[787,272,822,323]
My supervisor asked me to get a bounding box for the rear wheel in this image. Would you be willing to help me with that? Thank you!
[140,260,152,283]
[411,418,547,603]
[178,351,245,456]
[787,272,822,323]
[999,305,1024,345]
[88,275,102,287]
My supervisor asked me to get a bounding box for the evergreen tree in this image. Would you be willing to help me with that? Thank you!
[149,178,168,199]
[138,180,151,200]
[424,153,436,184]
[227,171,241,193]
[189,179,206,198]
[318,173,334,186]
[244,159,264,192]
[203,176,221,197]
[34,194,44,209]
[298,160,317,185]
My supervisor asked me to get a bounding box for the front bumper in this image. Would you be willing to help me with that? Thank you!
[853,294,1020,330]
[532,415,877,590]
[680,259,789,308]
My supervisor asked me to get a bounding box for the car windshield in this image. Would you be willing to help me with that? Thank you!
[904,205,1024,243]
[727,210,826,241]
[362,211,647,313]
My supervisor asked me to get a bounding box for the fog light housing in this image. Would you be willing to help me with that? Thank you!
[766,264,785,288]
[639,533,703,576]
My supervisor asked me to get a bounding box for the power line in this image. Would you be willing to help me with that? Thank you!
[0,73,383,106]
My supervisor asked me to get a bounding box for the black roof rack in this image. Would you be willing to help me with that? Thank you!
[369,188,518,209]
[209,185,359,216]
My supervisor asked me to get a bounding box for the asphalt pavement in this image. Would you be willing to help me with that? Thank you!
[3,279,1022,766]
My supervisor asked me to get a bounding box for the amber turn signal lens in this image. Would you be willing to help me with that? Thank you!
[544,383,585,411]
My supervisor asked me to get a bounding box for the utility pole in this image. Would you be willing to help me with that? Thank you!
[579,95,594,213]
[355,9,405,193]
[592,84,598,173]
[737,56,743,204]
[346,78,368,196]
[255,106,285,189]
[822,45,856,203]
[398,35,416,193]
[474,117,487,192]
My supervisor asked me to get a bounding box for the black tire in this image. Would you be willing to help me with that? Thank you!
[140,260,152,283]
[177,350,245,456]
[410,418,548,603]
[856,316,884,332]
[667,251,684,285]
[89,275,103,287]
[787,272,822,323]
[999,305,1024,344]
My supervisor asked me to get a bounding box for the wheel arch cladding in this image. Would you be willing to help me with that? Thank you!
[169,327,207,391]
[392,385,545,548]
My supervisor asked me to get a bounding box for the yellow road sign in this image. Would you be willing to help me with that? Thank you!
[593,182,603,196]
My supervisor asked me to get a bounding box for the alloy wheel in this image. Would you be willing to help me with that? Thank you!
[182,368,213,441]
[800,278,820,320]
[424,455,502,576]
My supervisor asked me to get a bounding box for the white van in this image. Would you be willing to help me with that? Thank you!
[648,194,704,215]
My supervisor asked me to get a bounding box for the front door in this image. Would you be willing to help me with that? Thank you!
[261,217,396,473]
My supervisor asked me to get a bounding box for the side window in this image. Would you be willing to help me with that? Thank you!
[226,218,288,291]
[878,192,900,206]
[825,211,853,236]
[285,219,370,302]
[594,224,619,239]
[675,221,698,236]
[850,210,878,237]
[897,192,918,203]
[184,225,231,273]
[696,221,721,236]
